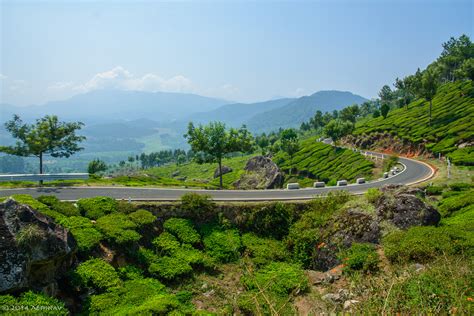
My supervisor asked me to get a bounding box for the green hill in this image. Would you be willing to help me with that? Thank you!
[273,137,374,185]
[352,81,474,165]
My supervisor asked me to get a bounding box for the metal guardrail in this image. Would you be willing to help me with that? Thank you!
[0,173,89,182]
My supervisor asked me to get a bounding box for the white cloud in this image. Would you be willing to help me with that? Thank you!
[48,81,74,90]
[73,66,196,94]
[293,87,306,97]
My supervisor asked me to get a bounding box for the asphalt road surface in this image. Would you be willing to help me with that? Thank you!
[0,154,434,201]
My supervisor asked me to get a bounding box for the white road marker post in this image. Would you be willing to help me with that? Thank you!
[447,158,451,179]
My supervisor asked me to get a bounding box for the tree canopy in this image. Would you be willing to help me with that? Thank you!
[185,121,254,188]
[1,115,85,175]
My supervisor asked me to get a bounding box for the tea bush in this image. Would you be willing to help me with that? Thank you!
[203,229,242,263]
[77,196,118,219]
[241,233,289,266]
[149,256,193,280]
[128,209,156,226]
[96,213,140,244]
[57,216,102,252]
[36,195,59,207]
[338,243,379,274]
[0,291,68,315]
[153,232,181,254]
[180,193,214,219]
[75,258,121,290]
[163,218,200,244]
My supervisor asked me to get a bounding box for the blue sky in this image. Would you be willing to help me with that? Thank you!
[1,0,472,105]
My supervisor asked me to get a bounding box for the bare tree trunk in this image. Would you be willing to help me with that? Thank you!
[218,159,223,189]
[39,152,43,185]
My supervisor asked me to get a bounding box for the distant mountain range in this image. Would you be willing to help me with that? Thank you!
[245,91,368,133]
[1,89,368,163]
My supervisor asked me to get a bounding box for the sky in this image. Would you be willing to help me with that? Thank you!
[0,0,472,106]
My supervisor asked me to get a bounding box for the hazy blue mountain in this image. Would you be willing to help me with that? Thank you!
[187,98,295,127]
[1,90,229,123]
[245,90,368,133]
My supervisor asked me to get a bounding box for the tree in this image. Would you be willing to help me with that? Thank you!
[255,133,270,155]
[339,104,360,123]
[185,121,254,189]
[88,159,107,174]
[372,110,381,118]
[309,110,324,129]
[176,154,186,166]
[324,119,354,143]
[419,67,440,125]
[380,103,390,119]
[1,115,85,183]
[279,129,299,176]
[378,85,393,104]
[454,58,474,81]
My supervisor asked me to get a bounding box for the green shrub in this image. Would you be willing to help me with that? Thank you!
[88,278,189,315]
[173,244,216,269]
[128,209,156,226]
[383,155,399,172]
[180,193,214,218]
[243,262,308,296]
[339,243,379,274]
[116,200,138,214]
[11,194,65,221]
[203,229,242,263]
[96,213,141,244]
[366,188,383,203]
[75,258,121,290]
[77,196,118,219]
[136,247,160,266]
[36,195,59,206]
[16,224,44,248]
[163,218,200,244]
[425,185,444,196]
[153,232,181,254]
[149,256,193,280]
[118,265,144,280]
[53,201,81,217]
[242,233,289,266]
[449,182,472,191]
[438,189,474,217]
[0,291,68,315]
[245,202,294,239]
[383,225,473,263]
[57,216,102,251]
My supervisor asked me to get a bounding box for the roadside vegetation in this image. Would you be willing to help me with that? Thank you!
[1,182,472,314]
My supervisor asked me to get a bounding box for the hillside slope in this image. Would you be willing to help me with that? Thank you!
[187,98,295,127]
[274,137,374,185]
[350,81,474,165]
[246,91,367,133]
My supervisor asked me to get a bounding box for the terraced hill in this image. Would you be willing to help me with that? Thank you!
[350,81,474,165]
[273,137,374,185]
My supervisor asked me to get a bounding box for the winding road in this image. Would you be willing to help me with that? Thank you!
[0,152,435,201]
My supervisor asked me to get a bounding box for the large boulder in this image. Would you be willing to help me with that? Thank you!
[234,156,284,189]
[213,165,233,178]
[312,184,441,271]
[0,198,76,294]
[376,184,440,229]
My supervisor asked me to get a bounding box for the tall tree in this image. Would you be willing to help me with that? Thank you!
[419,67,440,125]
[185,121,253,189]
[378,85,393,104]
[323,119,354,144]
[1,115,85,183]
[380,103,390,119]
[339,104,360,123]
[279,128,299,176]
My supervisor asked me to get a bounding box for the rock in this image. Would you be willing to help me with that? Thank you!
[171,170,180,177]
[213,165,233,178]
[412,263,426,273]
[234,156,284,189]
[313,210,380,271]
[343,299,359,310]
[376,185,440,229]
[0,198,76,294]
[322,289,349,304]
